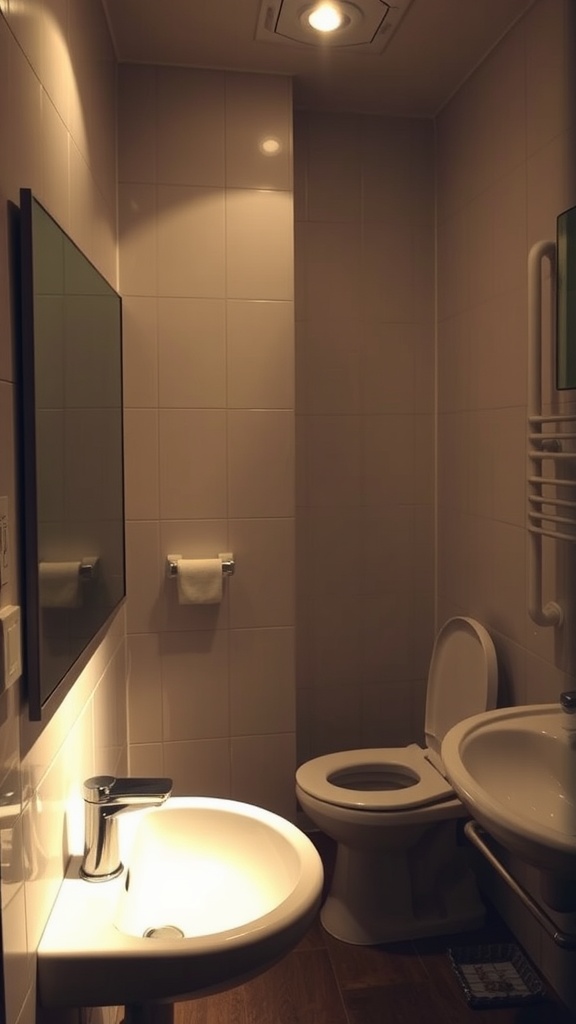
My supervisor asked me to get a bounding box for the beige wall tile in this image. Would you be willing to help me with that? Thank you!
[231,733,296,821]
[305,414,362,509]
[526,130,575,247]
[40,95,70,231]
[298,318,361,416]
[157,69,226,187]
[467,289,527,410]
[230,627,295,735]
[303,685,361,759]
[361,322,434,415]
[158,298,226,408]
[525,0,571,155]
[161,630,229,741]
[226,188,294,300]
[122,297,159,408]
[129,742,164,778]
[2,884,30,1024]
[9,43,43,204]
[125,520,162,634]
[159,409,227,519]
[302,591,362,690]
[227,410,294,518]
[228,518,295,629]
[118,65,157,184]
[157,185,226,298]
[305,112,361,223]
[225,73,292,191]
[437,313,470,415]
[226,299,294,410]
[119,182,157,296]
[163,738,231,797]
[123,409,160,520]
[128,634,163,743]
[299,221,362,321]
[41,0,70,124]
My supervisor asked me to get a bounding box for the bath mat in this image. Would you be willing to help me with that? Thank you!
[447,943,546,1008]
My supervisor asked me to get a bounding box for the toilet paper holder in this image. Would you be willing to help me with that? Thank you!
[166,554,235,578]
[39,557,99,580]
[79,557,99,580]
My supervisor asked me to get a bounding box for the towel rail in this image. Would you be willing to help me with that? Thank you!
[529,526,576,543]
[529,495,576,510]
[528,474,576,487]
[528,511,576,529]
[527,240,576,627]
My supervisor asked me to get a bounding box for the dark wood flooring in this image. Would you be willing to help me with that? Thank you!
[175,834,575,1024]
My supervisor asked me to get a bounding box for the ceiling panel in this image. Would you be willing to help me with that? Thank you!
[102,0,536,115]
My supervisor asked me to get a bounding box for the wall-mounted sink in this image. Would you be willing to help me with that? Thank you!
[38,797,323,1009]
[441,704,576,881]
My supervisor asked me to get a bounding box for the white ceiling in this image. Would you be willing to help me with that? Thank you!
[102,0,535,117]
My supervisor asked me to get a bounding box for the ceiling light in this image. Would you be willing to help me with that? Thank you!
[255,0,414,54]
[307,3,346,33]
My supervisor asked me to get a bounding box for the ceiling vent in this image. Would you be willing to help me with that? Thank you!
[255,0,414,54]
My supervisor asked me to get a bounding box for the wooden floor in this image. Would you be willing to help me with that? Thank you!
[175,836,574,1024]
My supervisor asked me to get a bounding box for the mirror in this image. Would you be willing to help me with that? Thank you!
[556,204,576,390]
[19,189,125,720]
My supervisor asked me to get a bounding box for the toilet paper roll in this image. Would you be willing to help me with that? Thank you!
[39,561,82,608]
[176,559,223,605]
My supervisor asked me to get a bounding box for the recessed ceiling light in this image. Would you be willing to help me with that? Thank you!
[307,3,346,33]
[302,1,362,37]
[256,0,414,54]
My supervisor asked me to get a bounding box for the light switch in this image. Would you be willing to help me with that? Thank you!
[0,605,22,690]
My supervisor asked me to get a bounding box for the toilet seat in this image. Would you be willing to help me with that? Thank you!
[295,745,454,811]
[296,617,498,814]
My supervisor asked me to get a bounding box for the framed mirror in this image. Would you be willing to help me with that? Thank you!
[557,204,576,390]
[19,189,125,720]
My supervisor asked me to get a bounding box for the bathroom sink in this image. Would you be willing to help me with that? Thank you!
[38,797,323,1008]
[441,704,576,879]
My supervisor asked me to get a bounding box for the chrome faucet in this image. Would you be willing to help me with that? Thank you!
[80,775,172,881]
[560,690,576,733]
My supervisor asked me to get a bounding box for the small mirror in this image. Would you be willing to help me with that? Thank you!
[19,190,125,720]
[556,204,576,390]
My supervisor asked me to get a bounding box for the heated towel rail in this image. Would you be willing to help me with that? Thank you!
[527,240,576,626]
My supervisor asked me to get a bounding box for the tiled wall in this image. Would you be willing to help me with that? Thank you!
[118,67,297,821]
[294,112,436,762]
[0,3,126,1023]
[436,0,576,721]
[436,0,576,1009]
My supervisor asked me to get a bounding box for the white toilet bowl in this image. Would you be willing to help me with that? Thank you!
[295,617,498,945]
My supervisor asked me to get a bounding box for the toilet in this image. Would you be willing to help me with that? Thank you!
[295,617,498,945]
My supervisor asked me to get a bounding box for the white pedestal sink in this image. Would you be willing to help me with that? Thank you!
[441,704,576,881]
[38,797,323,1010]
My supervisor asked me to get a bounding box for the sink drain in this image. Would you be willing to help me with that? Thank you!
[143,925,185,939]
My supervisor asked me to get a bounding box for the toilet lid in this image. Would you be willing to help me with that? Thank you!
[295,745,455,811]
[424,616,498,761]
